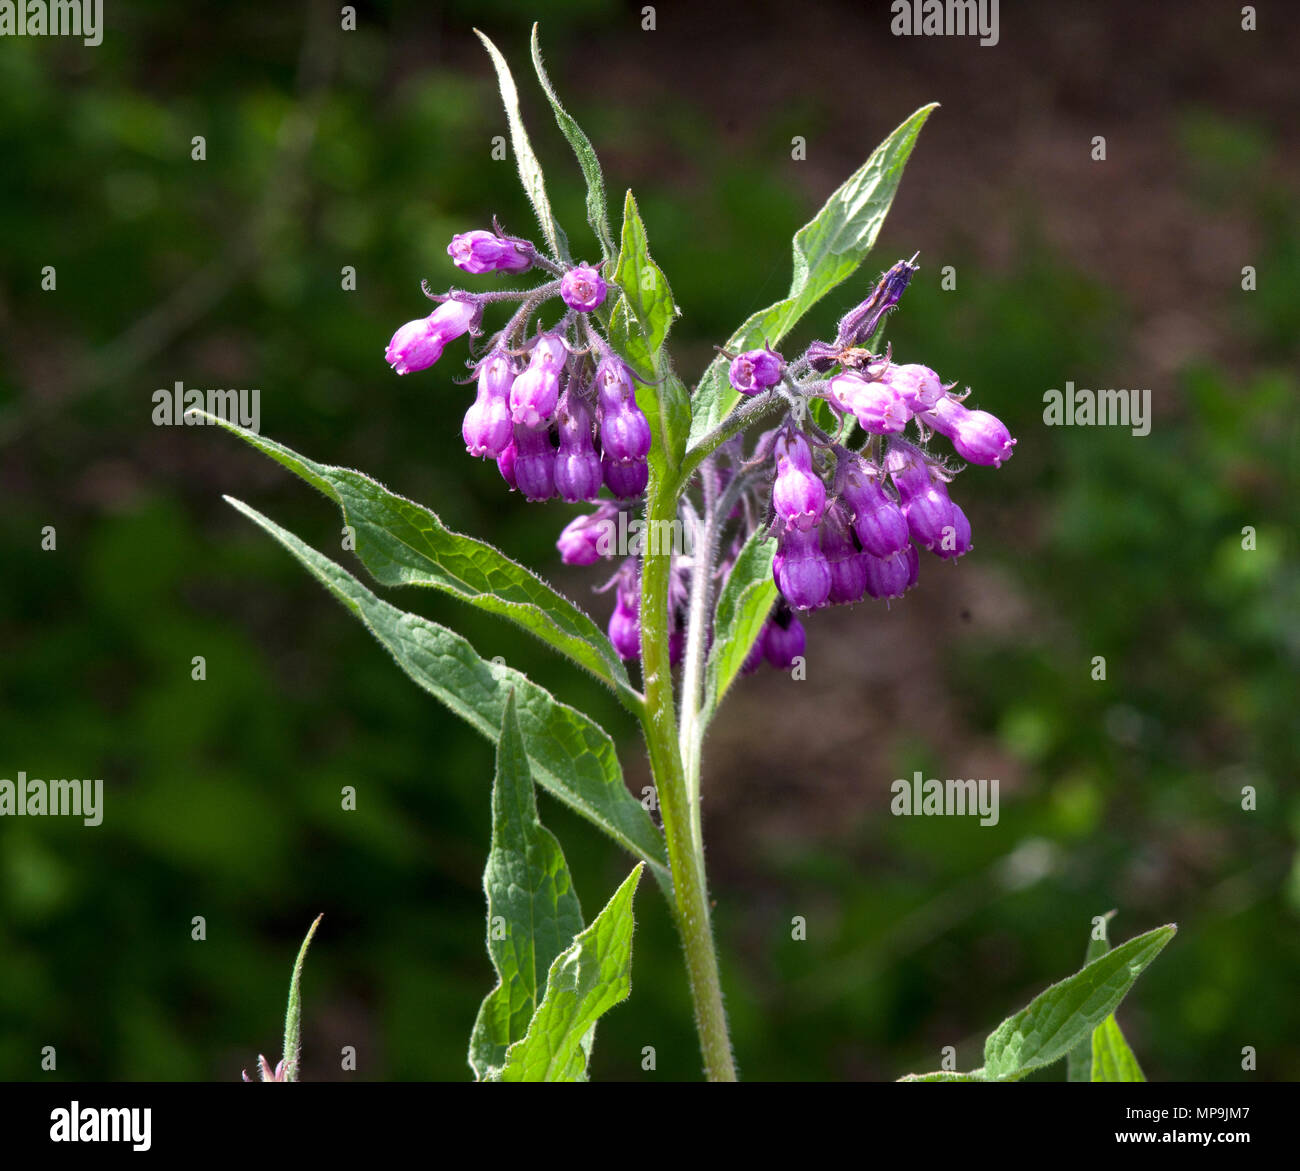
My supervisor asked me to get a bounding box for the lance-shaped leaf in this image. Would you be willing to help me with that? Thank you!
[496,863,644,1082]
[688,103,937,449]
[469,693,585,1079]
[200,413,637,709]
[703,528,778,717]
[981,924,1176,1081]
[530,24,614,260]
[609,192,689,476]
[475,28,569,262]
[280,914,323,1083]
[1091,1014,1146,1082]
[224,497,669,884]
[1068,910,1113,1081]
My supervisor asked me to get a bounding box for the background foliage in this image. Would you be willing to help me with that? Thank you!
[1,0,1297,1080]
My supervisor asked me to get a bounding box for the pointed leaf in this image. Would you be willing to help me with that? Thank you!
[688,104,937,449]
[475,29,569,261]
[530,24,614,260]
[224,497,669,885]
[497,863,644,1082]
[200,413,636,708]
[469,693,585,1079]
[280,914,323,1083]
[703,528,778,717]
[982,924,1176,1081]
[1067,909,1116,1082]
[1091,1014,1146,1082]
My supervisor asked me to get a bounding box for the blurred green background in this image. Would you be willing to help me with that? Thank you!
[2,0,1297,1081]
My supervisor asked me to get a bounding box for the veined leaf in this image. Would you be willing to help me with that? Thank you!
[703,528,778,717]
[497,863,644,1082]
[469,693,584,1079]
[688,103,937,449]
[1067,909,1115,1082]
[475,29,569,262]
[609,192,689,475]
[199,413,637,708]
[982,924,1176,1081]
[1091,1015,1146,1082]
[224,497,669,885]
[530,24,614,260]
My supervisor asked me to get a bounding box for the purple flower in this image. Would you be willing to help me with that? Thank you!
[882,363,945,412]
[553,391,603,503]
[886,444,954,550]
[728,347,784,396]
[862,546,919,600]
[773,523,831,611]
[819,505,869,606]
[512,421,556,502]
[384,299,478,375]
[496,440,517,490]
[923,395,1017,467]
[828,371,911,434]
[602,455,649,500]
[935,502,972,560]
[771,430,826,531]
[833,256,918,348]
[509,333,568,427]
[837,456,910,556]
[447,229,532,275]
[556,504,617,566]
[595,357,652,460]
[560,263,608,312]
[763,607,806,669]
[462,350,514,458]
[608,567,641,660]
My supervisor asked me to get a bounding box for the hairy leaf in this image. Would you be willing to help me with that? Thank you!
[704,528,778,716]
[982,925,1176,1081]
[201,413,637,708]
[688,104,937,448]
[469,693,585,1079]
[496,863,644,1081]
[530,24,614,260]
[1091,1014,1146,1082]
[224,497,669,883]
[475,29,569,262]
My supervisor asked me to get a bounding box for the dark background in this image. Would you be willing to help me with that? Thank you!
[1,0,1297,1081]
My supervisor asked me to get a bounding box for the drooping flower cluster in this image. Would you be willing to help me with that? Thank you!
[385,224,652,506]
[726,257,1014,663]
[386,236,1013,674]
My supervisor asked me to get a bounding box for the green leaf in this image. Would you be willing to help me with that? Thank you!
[982,924,1176,1081]
[497,863,644,1081]
[199,413,637,709]
[608,191,688,475]
[475,28,569,262]
[897,1071,988,1083]
[1091,1014,1146,1082]
[280,913,323,1083]
[612,190,677,359]
[703,528,778,717]
[687,103,938,449]
[469,693,585,1079]
[529,24,614,260]
[1067,909,1116,1082]
[224,497,670,886]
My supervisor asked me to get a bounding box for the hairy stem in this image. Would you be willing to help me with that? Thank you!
[640,477,736,1082]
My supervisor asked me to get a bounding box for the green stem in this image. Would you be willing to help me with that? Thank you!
[640,478,736,1082]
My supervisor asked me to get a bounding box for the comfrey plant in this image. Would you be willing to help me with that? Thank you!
[212,28,1174,1082]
